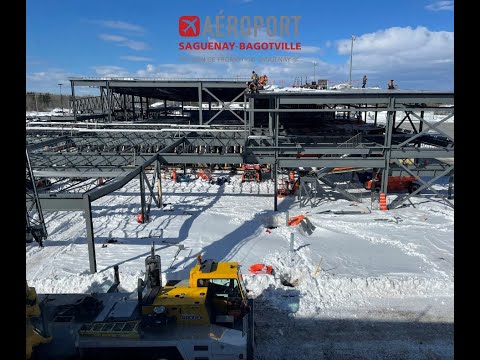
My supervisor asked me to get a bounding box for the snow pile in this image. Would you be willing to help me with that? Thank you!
[26,173,453,323]
[330,83,351,90]
[26,108,71,118]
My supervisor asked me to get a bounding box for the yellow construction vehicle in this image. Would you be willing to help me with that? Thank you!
[29,244,254,360]
[26,282,51,359]
[141,254,250,328]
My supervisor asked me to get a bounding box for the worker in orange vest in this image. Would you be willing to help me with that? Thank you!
[289,170,295,183]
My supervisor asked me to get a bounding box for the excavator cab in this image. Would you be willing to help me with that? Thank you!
[190,258,249,327]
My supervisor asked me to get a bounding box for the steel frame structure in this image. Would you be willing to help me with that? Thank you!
[26,148,48,246]
[26,79,454,273]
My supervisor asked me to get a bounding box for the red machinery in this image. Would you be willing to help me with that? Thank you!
[364,175,420,194]
[241,164,262,182]
[197,169,211,181]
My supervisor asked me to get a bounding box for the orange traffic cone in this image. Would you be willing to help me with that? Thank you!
[379,192,388,211]
[137,212,144,223]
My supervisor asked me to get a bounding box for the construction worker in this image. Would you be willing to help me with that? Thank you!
[251,71,259,84]
[257,74,267,90]
[362,75,367,88]
[251,71,260,93]
[388,79,395,89]
[261,74,268,87]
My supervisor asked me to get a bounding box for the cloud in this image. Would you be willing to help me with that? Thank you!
[120,55,154,62]
[26,68,80,93]
[135,63,220,79]
[92,65,130,77]
[98,33,148,50]
[26,26,454,92]
[99,34,127,42]
[242,0,254,3]
[97,20,145,33]
[26,68,70,83]
[425,1,454,11]
[335,26,453,88]
[121,40,148,50]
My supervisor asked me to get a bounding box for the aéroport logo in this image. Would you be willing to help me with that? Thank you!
[179,16,201,37]
[178,15,302,51]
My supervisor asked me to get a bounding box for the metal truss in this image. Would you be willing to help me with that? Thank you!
[26,148,47,246]
[201,87,246,125]
[387,159,454,209]
[26,82,454,273]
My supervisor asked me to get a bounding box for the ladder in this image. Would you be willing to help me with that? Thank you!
[79,321,141,339]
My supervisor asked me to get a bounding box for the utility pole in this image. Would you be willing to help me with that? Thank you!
[349,35,356,87]
[34,93,38,113]
[58,83,63,113]
[313,61,317,84]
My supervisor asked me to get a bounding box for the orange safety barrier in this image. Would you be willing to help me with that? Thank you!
[288,215,305,226]
[249,263,273,275]
[379,193,388,211]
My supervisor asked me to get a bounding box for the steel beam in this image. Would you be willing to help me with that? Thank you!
[37,195,85,210]
[71,79,248,88]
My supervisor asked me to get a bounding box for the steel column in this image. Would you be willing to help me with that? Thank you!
[381,97,395,195]
[249,98,254,133]
[198,83,203,125]
[106,82,112,122]
[83,195,97,273]
[71,81,77,122]
[100,87,105,121]
[274,97,279,211]
[139,170,147,222]
[156,161,163,208]
[123,94,127,121]
[268,98,274,136]
[132,95,135,120]
[448,174,454,199]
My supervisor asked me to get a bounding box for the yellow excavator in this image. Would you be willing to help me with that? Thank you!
[28,244,254,360]
[26,282,51,359]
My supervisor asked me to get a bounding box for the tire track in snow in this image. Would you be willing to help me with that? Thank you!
[312,219,451,280]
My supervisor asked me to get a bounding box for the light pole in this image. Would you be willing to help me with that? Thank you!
[313,61,317,84]
[58,83,63,113]
[349,35,355,87]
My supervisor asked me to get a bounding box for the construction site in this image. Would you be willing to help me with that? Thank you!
[26,78,454,360]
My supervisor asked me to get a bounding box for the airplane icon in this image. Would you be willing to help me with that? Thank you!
[180,17,198,35]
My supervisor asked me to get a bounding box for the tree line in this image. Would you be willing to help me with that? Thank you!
[26,92,78,112]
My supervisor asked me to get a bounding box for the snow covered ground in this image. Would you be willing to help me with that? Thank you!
[26,174,454,359]
[26,108,72,120]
